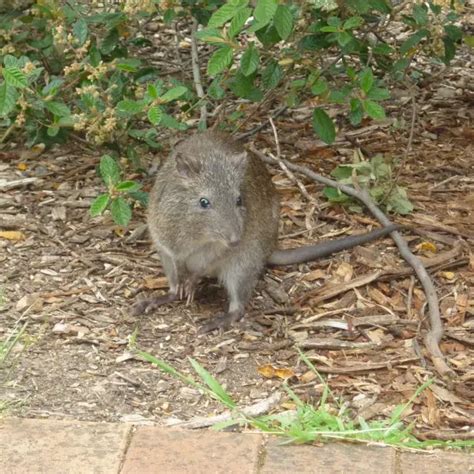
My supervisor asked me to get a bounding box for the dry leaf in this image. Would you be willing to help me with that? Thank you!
[416,241,437,253]
[143,276,168,289]
[439,271,455,280]
[0,230,25,241]
[303,269,326,281]
[333,262,353,283]
[52,323,89,336]
[15,294,43,311]
[300,370,317,383]
[367,287,389,306]
[19,143,45,160]
[258,364,295,380]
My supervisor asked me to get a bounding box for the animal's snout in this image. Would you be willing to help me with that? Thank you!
[229,236,240,247]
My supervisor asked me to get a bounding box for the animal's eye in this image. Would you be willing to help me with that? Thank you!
[199,197,211,209]
[236,196,242,207]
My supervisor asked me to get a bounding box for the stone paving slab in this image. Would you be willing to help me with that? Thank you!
[261,439,397,474]
[0,418,472,474]
[0,418,131,474]
[399,450,474,474]
[121,426,263,474]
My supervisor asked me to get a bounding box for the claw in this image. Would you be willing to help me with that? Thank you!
[185,279,196,306]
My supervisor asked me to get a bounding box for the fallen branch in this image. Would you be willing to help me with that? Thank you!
[302,357,420,374]
[165,391,282,429]
[250,146,454,378]
[298,271,384,306]
[0,177,40,191]
[191,19,207,129]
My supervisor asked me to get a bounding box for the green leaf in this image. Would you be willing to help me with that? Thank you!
[330,165,352,180]
[412,4,428,26]
[116,58,142,72]
[373,43,393,55]
[400,30,428,55]
[369,0,391,14]
[336,31,353,47]
[311,78,328,96]
[209,76,225,99]
[147,106,163,125]
[349,98,363,125]
[327,16,341,27]
[444,25,462,42]
[195,28,226,45]
[363,99,386,119]
[45,101,71,117]
[359,68,374,94]
[116,180,141,192]
[189,358,236,408]
[3,55,18,67]
[117,99,145,115]
[386,186,413,215]
[160,86,188,103]
[129,191,149,206]
[208,0,248,28]
[274,5,293,40]
[323,187,349,203]
[312,108,336,144]
[2,66,27,89]
[90,194,110,217]
[163,8,176,24]
[47,125,59,137]
[160,113,188,130]
[228,7,252,38]
[261,60,282,89]
[110,197,132,226]
[230,72,262,101]
[100,155,121,187]
[240,45,259,76]
[73,18,88,46]
[254,0,278,27]
[329,89,349,104]
[0,82,18,116]
[58,116,75,127]
[207,46,233,76]
[254,23,281,46]
[101,28,119,55]
[147,84,159,100]
[343,16,363,30]
[366,87,390,101]
[320,26,339,33]
[42,78,64,97]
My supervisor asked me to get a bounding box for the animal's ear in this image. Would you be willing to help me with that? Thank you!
[174,151,201,177]
[229,151,248,173]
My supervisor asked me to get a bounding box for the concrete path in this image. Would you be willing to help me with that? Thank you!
[0,418,472,473]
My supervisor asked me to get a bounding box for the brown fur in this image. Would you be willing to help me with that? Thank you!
[135,131,397,331]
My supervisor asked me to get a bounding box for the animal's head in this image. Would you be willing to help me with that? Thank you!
[169,133,248,249]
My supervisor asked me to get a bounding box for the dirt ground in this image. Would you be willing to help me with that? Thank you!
[1,55,473,439]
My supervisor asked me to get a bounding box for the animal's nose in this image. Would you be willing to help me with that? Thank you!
[229,236,240,247]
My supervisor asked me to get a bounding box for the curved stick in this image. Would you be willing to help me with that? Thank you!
[250,146,454,378]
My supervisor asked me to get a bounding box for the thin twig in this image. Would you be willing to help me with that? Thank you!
[268,118,315,203]
[382,85,417,204]
[236,105,288,140]
[173,20,185,82]
[250,146,453,378]
[191,19,207,129]
[269,117,281,158]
